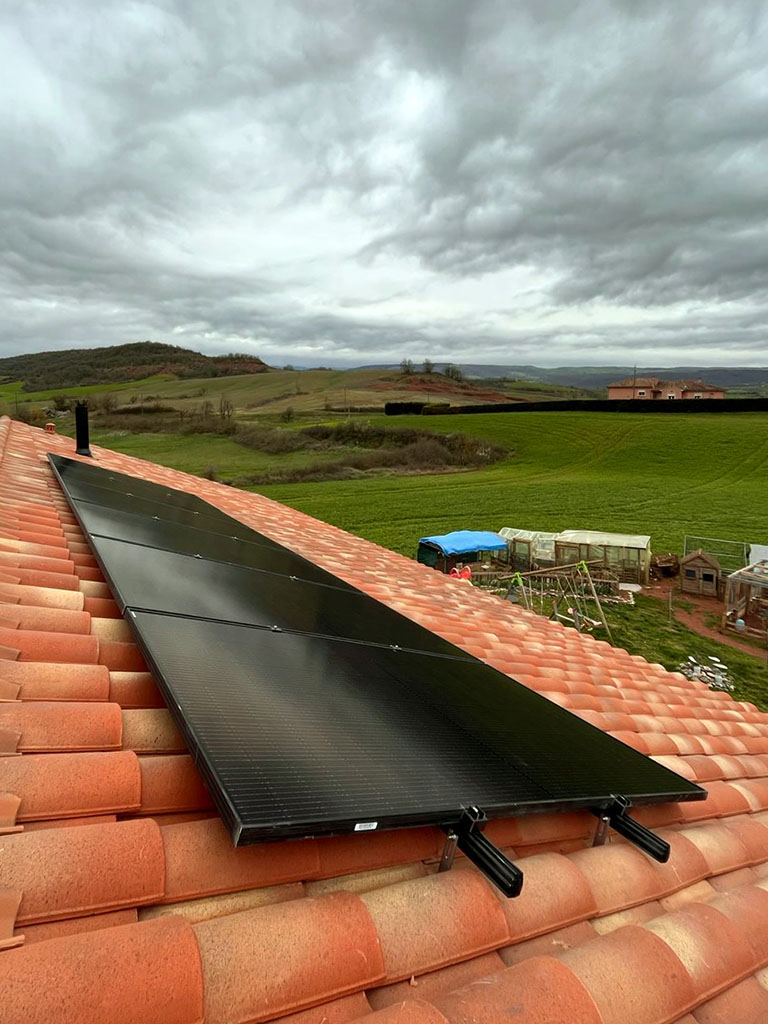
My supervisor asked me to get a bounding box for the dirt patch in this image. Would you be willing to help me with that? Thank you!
[366,374,513,403]
[645,578,768,660]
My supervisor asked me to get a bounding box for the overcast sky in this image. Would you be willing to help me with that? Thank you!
[3,1,768,367]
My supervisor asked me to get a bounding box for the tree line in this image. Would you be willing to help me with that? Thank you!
[399,359,464,381]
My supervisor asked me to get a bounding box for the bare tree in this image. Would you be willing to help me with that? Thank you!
[444,363,464,382]
[422,359,434,374]
[400,358,414,375]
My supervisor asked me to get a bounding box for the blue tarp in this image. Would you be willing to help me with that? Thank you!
[418,530,507,555]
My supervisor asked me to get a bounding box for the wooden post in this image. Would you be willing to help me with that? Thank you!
[590,571,613,643]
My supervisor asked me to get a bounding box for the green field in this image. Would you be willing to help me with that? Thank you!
[83,429,344,478]
[57,408,768,702]
[258,411,768,556]
[0,374,177,406]
[74,410,768,556]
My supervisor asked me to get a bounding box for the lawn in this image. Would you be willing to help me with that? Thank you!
[606,594,768,708]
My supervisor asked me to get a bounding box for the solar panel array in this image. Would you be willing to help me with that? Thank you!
[50,454,705,845]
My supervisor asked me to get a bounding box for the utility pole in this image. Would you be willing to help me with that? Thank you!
[632,364,637,400]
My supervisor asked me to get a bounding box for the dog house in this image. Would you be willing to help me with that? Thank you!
[680,549,722,597]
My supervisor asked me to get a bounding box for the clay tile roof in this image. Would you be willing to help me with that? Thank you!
[2,415,768,1022]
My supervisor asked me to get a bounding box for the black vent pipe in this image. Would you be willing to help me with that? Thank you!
[74,401,92,457]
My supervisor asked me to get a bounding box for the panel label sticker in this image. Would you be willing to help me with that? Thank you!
[354,821,378,831]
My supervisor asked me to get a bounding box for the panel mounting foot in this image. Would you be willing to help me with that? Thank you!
[442,806,524,898]
[592,795,670,862]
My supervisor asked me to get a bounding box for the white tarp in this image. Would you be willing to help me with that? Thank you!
[749,544,768,565]
[499,528,550,543]
[556,529,651,551]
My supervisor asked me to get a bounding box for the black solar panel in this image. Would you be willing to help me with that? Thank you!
[50,453,706,850]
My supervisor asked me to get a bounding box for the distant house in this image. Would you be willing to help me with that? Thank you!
[607,377,725,401]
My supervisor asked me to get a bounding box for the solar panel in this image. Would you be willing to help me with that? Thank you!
[50,453,706,891]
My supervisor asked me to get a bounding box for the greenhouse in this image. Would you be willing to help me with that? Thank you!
[497,528,557,571]
[554,530,652,584]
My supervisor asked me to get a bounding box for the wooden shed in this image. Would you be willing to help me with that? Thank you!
[680,549,721,597]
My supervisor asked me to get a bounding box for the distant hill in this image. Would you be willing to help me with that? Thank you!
[358,363,768,390]
[0,341,269,392]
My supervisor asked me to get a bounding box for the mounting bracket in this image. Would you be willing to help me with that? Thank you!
[591,795,670,862]
[439,806,524,898]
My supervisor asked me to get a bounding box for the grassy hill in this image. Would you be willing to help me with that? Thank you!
[3,366,581,418]
[0,341,268,392]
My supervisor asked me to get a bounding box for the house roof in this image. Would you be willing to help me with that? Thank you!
[4,416,768,1023]
[681,550,722,570]
[608,377,725,392]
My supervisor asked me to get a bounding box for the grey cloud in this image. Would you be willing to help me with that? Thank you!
[2,1,768,366]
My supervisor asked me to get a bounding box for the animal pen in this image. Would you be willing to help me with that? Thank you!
[554,530,652,585]
[723,561,768,639]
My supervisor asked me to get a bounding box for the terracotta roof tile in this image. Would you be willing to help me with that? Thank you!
[0,700,122,752]
[317,829,441,877]
[354,1001,448,1024]
[136,754,214,814]
[679,824,753,876]
[3,749,141,819]
[0,625,99,663]
[0,659,110,701]
[305,863,429,897]
[707,886,768,965]
[493,852,596,942]
[160,819,320,902]
[139,881,303,924]
[108,670,164,708]
[18,908,139,945]
[432,956,602,1024]
[559,925,697,1023]
[1,916,204,1024]
[120,708,186,753]
[367,952,504,1011]
[359,873,509,982]
[692,977,768,1023]
[646,901,757,1001]
[4,818,165,924]
[276,993,373,1024]
[506,921,600,965]
[193,892,385,1023]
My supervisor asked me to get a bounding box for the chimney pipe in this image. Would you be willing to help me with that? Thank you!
[75,401,92,457]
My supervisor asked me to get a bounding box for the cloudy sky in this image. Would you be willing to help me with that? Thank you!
[3,1,768,367]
